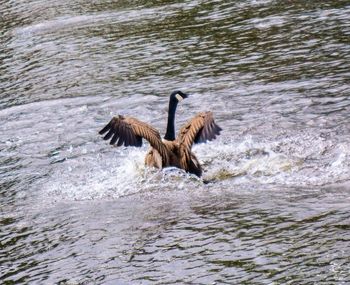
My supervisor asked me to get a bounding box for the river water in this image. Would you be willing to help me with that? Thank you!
[1,0,350,284]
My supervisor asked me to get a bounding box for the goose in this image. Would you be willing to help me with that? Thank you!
[99,90,222,177]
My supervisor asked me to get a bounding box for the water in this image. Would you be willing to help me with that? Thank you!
[1,0,350,284]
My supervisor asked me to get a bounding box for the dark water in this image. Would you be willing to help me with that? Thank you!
[1,0,350,284]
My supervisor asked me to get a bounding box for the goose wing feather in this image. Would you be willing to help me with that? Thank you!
[99,115,168,161]
[177,112,221,171]
[178,111,222,150]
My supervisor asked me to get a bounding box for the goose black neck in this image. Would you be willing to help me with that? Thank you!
[164,98,178,141]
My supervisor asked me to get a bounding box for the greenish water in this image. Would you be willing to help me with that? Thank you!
[1,0,350,284]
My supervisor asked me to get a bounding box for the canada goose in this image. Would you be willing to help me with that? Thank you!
[99,90,222,177]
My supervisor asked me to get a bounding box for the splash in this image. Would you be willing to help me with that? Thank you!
[40,146,202,202]
[200,133,350,188]
[38,130,350,202]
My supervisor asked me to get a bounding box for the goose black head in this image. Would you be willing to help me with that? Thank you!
[170,90,189,103]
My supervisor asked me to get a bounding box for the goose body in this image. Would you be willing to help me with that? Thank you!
[99,91,222,177]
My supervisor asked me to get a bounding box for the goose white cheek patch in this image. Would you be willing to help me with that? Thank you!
[175,94,184,101]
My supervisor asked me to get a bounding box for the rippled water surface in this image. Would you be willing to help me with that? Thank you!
[1,0,350,284]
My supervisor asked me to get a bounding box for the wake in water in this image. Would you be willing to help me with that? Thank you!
[40,130,350,202]
[3,97,348,202]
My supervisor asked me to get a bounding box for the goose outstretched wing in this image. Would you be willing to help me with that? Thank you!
[178,111,222,151]
[99,115,169,162]
[177,112,221,172]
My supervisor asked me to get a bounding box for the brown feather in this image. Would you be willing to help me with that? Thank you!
[173,112,221,174]
[178,111,221,151]
[99,115,169,165]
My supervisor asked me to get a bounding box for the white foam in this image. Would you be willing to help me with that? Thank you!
[42,148,145,201]
[36,133,350,202]
[13,6,176,36]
